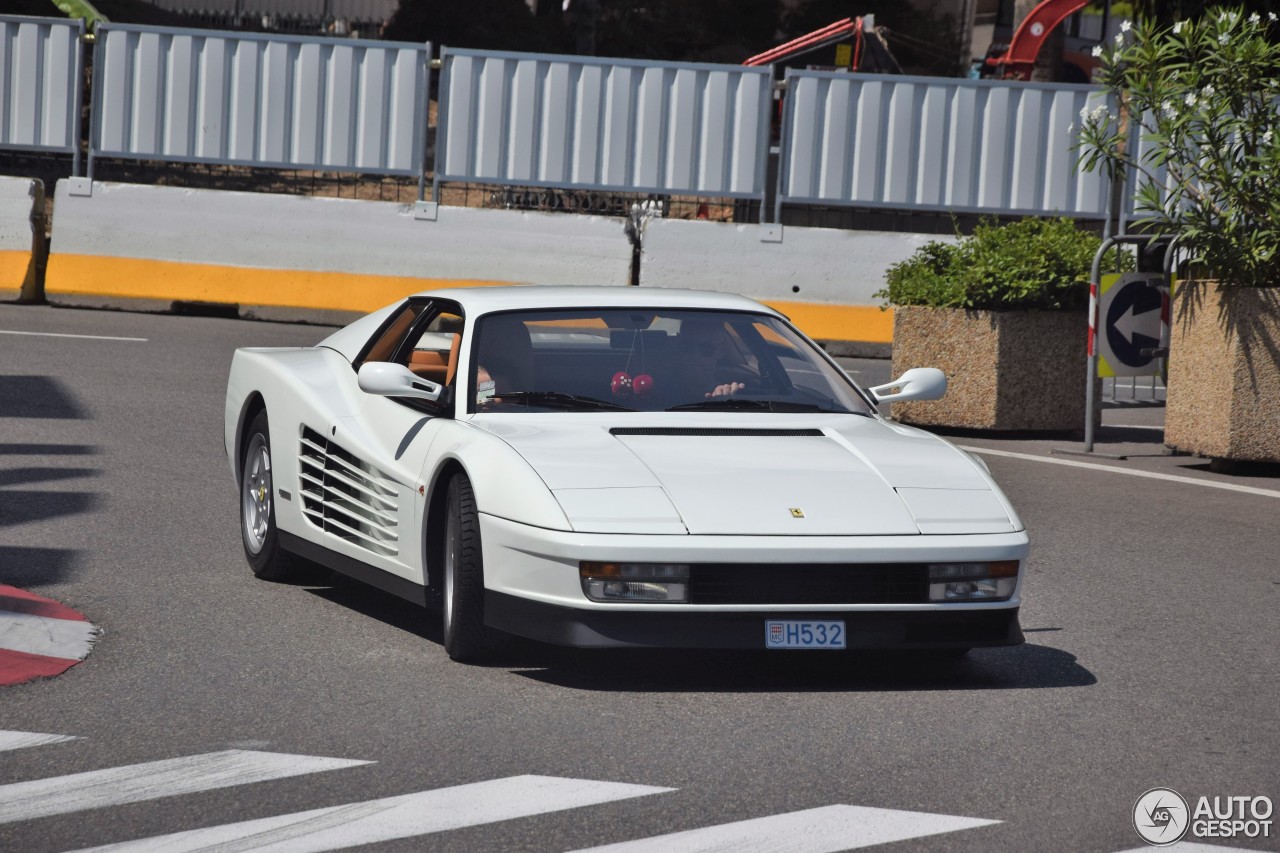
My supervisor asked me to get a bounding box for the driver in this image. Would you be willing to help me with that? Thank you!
[676,318,750,400]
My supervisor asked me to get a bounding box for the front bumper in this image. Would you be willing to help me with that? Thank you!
[479,513,1028,650]
[486,592,1022,649]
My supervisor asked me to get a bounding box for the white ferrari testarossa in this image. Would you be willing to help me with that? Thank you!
[225,286,1029,662]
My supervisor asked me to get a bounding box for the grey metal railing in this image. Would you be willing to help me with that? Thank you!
[89,23,431,188]
[0,15,86,173]
[434,48,773,204]
[777,69,1114,219]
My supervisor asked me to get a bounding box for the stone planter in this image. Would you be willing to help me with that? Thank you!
[1164,283,1280,463]
[890,306,1089,431]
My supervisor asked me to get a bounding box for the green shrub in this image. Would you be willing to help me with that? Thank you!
[876,218,1125,311]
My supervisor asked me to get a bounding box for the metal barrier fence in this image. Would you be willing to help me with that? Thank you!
[4,15,1160,221]
[434,49,773,204]
[0,16,85,173]
[89,23,431,185]
[777,69,1114,219]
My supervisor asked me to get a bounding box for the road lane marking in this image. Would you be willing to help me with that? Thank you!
[571,804,1000,852]
[0,731,79,752]
[0,330,148,342]
[0,611,98,660]
[961,446,1280,499]
[0,751,372,824]
[70,775,675,852]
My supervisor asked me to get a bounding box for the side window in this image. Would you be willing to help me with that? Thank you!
[356,302,425,369]
[405,311,464,386]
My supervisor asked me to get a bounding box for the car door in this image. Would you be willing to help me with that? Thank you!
[306,299,464,589]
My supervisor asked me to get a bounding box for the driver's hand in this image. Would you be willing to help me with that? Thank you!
[706,382,745,398]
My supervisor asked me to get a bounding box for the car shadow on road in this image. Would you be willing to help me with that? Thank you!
[506,643,1096,693]
[305,577,1095,692]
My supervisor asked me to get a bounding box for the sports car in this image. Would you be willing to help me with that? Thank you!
[225,286,1028,662]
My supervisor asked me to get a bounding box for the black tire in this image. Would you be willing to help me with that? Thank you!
[442,472,501,662]
[240,409,304,582]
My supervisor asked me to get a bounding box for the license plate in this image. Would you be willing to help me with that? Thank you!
[765,620,846,650]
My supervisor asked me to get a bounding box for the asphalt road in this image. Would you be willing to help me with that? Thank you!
[2,303,1277,853]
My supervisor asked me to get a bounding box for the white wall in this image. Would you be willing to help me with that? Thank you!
[0,177,42,300]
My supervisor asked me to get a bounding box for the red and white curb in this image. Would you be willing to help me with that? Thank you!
[0,585,98,686]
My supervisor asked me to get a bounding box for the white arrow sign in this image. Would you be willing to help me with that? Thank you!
[1114,302,1161,345]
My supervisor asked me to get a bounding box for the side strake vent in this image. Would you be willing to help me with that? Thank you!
[610,428,824,437]
[299,427,399,557]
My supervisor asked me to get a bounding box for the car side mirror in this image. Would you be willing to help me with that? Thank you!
[868,367,947,403]
[358,362,443,403]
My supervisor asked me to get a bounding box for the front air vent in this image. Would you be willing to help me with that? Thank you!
[610,428,824,437]
[298,427,399,557]
[691,563,930,605]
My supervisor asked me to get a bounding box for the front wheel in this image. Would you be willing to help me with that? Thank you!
[240,410,304,582]
[442,472,501,662]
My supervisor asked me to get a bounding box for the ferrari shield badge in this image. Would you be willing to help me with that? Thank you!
[790,508,805,518]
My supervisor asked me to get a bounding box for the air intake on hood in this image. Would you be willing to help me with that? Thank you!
[298,426,399,556]
[610,428,824,437]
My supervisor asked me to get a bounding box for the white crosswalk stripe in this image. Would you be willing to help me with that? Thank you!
[69,775,676,853]
[1,731,1037,852]
[0,750,372,824]
[0,730,79,753]
[571,804,1000,852]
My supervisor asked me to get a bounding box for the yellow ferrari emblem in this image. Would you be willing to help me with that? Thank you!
[790,508,805,518]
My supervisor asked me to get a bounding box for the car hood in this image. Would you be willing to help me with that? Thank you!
[470,415,1018,536]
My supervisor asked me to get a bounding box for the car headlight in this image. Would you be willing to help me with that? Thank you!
[928,561,1019,602]
[580,562,690,603]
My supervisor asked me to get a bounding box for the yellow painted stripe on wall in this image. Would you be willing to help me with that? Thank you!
[763,300,894,344]
[45,254,513,313]
[0,250,32,294]
[43,254,895,343]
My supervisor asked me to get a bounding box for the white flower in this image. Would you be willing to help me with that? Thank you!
[1173,21,1185,34]
[1203,84,1215,97]
[1120,19,1132,32]
[1115,32,1125,44]
[1265,130,1275,144]
[1162,100,1176,118]
[1185,93,1198,107]
[1249,12,1261,24]
[1219,33,1230,45]
[1091,105,1109,122]
[1092,44,1104,57]
[1271,12,1278,22]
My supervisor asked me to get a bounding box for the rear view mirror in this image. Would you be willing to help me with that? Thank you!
[358,362,443,403]
[868,367,947,403]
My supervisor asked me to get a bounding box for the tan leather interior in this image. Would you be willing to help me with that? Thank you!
[408,333,462,384]
[444,332,462,385]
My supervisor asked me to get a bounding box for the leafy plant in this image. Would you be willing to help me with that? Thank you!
[1078,7,1280,288]
[876,218,1120,310]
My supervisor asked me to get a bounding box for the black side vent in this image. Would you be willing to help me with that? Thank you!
[610,428,824,437]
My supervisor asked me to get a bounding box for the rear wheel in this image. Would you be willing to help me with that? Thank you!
[442,472,501,662]
[240,410,304,582]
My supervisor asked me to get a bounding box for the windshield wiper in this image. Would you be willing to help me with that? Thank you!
[667,398,846,413]
[494,391,637,412]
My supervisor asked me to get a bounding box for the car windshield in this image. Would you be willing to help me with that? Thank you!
[469,308,875,415]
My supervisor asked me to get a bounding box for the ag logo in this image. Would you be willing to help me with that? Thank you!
[1133,788,1190,846]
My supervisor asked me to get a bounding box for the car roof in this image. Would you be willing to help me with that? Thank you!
[415,285,780,315]
[319,286,787,362]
